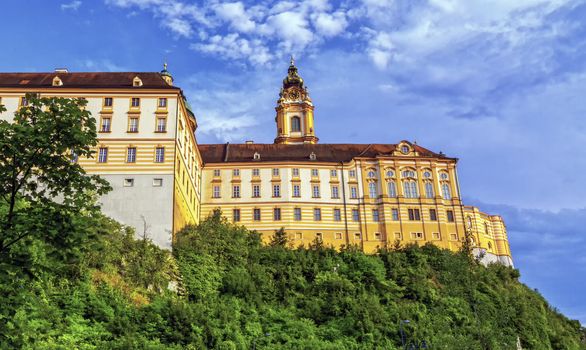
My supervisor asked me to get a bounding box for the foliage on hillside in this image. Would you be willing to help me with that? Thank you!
[0,210,583,349]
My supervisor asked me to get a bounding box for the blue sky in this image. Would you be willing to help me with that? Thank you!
[2,0,586,324]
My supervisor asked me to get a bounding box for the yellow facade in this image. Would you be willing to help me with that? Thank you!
[0,63,512,265]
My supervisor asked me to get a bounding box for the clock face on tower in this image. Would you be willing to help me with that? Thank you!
[289,90,300,100]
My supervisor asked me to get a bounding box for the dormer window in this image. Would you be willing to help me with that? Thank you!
[132,76,143,87]
[52,76,63,86]
[253,152,261,160]
[309,152,316,160]
[401,145,409,154]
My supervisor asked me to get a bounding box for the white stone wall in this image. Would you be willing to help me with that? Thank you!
[98,174,174,249]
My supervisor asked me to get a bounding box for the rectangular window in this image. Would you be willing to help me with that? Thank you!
[429,209,437,221]
[411,232,424,240]
[314,208,322,221]
[104,97,113,107]
[432,232,441,240]
[372,209,380,222]
[212,185,220,198]
[349,169,356,178]
[374,232,382,240]
[292,168,299,176]
[274,208,281,221]
[350,186,358,199]
[425,182,434,198]
[100,116,111,132]
[273,184,281,197]
[408,208,421,221]
[253,208,261,221]
[232,185,240,198]
[158,98,167,108]
[294,208,302,221]
[233,209,240,222]
[330,169,337,177]
[335,232,342,240]
[213,169,221,177]
[123,178,134,187]
[155,147,165,163]
[131,97,140,107]
[98,147,108,163]
[369,182,378,198]
[334,209,341,221]
[296,232,303,240]
[152,178,163,187]
[394,232,402,240]
[293,184,300,197]
[447,210,455,222]
[450,233,458,241]
[354,232,361,240]
[352,209,359,222]
[233,169,240,176]
[126,147,137,163]
[128,117,139,132]
[316,232,323,242]
[312,185,320,198]
[252,168,260,176]
[331,186,339,199]
[392,208,399,221]
[21,96,28,106]
[272,168,279,176]
[252,185,261,198]
[311,168,319,177]
[156,117,167,132]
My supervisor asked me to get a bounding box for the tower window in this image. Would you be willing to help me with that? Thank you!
[291,116,301,132]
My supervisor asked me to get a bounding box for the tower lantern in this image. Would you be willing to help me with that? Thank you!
[274,57,318,144]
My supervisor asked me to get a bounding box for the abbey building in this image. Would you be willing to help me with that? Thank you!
[0,61,513,266]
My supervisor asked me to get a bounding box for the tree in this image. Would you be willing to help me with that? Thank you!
[0,94,111,259]
[270,227,288,247]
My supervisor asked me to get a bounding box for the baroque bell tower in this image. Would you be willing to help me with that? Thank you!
[274,57,318,144]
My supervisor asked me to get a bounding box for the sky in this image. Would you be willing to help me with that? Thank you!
[1,0,586,324]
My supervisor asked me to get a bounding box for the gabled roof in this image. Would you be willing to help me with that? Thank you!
[198,143,454,164]
[0,72,178,89]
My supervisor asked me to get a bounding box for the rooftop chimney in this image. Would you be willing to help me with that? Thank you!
[54,68,69,73]
[245,140,254,144]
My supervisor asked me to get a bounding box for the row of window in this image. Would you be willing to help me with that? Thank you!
[122,177,164,187]
[271,231,459,242]
[99,115,167,133]
[212,181,451,200]
[95,146,166,163]
[13,96,168,109]
[230,207,456,223]
[215,168,342,178]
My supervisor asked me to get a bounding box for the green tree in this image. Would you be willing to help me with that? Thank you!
[270,227,288,247]
[0,94,110,262]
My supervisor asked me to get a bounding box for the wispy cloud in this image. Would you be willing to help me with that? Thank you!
[77,59,129,72]
[61,0,82,11]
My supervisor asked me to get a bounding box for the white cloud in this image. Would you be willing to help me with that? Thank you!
[192,34,272,65]
[78,59,129,72]
[367,31,394,69]
[312,11,348,37]
[214,2,256,33]
[61,0,82,11]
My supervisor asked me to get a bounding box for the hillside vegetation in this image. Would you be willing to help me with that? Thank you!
[0,210,583,349]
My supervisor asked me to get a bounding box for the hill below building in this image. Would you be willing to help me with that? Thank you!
[0,211,584,349]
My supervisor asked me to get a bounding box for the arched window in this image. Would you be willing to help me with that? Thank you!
[484,222,490,235]
[441,183,451,200]
[387,181,397,198]
[403,181,418,198]
[367,170,376,178]
[369,182,378,198]
[291,116,301,132]
[488,242,493,251]
[425,182,434,198]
